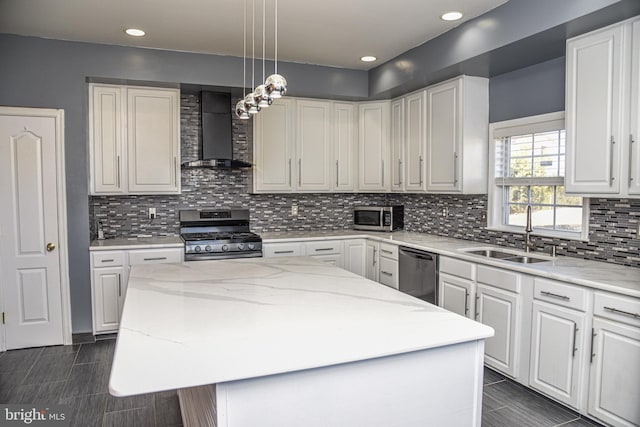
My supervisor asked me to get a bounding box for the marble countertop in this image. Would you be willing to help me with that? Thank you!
[109,257,494,396]
[89,236,183,251]
[261,230,640,298]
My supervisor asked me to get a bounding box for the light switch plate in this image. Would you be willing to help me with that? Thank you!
[637,223,640,239]
[291,205,299,218]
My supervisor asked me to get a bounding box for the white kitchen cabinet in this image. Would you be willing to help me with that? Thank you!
[296,100,333,191]
[358,101,390,191]
[390,98,405,191]
[333,102,358,192]
[566,16,640,197]
[439,272,475,319]
[404,90,426,192]
[254,98,295,192]
[529,301,586,409]
[425,76,488,194]
[364,240,379,282]
[303,240,343,267]
[89,84,180,195]
[263,242,304,257]
[343,239,366,276]
[378,243,398,289]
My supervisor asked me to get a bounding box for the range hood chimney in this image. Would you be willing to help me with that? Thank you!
[182,91,252,168]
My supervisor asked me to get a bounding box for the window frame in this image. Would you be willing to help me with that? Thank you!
[487,112,589,241]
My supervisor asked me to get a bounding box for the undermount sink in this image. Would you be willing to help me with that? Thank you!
[462,247,550,264]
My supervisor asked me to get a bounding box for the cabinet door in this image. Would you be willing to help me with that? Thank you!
[333,103,357,191]
[390,98,404,191]
[426,79,461,192]
[477,284,519,377]
[629,20,640,195]
[90,84,125,194]
[364,240,379,282]
[565,25,623,194]
[92,266,125,333]
[588,318,640,427]
[263,242,303,257]
[438,272,474,319]
[254,98,295,192]
[344,239,366,276]
[529,301,586,409]
[296,100,332,191]
[378,256,398,289]
[405,91,426,192]
[358,102,390,191]
[127,87,180,193]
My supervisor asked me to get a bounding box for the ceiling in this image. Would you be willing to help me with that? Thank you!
[0,0,508,70]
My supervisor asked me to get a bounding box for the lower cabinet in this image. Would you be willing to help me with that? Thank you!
[343,239,366,276]
[439,272,474,319]
[303,240,344,268]
[378,243,399,289]
[365,240,379,282]
[263,242,304,257]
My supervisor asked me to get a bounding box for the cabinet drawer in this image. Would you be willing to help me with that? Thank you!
[594,292,640,328]
[304,240,343,256]
[439,257,475,281]
[91,251,124,267]
[379,243,398,260]
[264,243,303,257]
[379,257,399,289]
[128,248,183,265]
[534,278,587,311]
[477,265,520,293]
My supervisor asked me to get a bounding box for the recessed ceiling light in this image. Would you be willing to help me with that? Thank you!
[441,11,463,21]
[360,56,377,62]
[125,28,146,37]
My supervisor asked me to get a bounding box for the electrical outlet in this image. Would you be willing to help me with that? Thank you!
[637,223,640,239]
[441,207,449,217]
[291,204,299,218]
[149,207,156,219]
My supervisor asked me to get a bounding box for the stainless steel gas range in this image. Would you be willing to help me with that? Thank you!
[179,209,262,261]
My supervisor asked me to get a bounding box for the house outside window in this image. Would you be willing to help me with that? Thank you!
[488,112,588,240]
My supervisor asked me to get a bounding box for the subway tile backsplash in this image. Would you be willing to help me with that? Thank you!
[89,93,639,268]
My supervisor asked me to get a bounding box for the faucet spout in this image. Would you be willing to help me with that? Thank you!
[524,205,533,252]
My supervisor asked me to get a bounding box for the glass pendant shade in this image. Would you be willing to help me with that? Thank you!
[235,99,250,119]
[244,93,260,114]
[265,74,287,98]
[254,84,273,108]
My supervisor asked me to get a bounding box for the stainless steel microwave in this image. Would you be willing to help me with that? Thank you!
[353,206,404,232]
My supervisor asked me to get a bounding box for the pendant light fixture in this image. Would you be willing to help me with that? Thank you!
[254,0,272,108]
[235,0,250,119]
[265,0,287,99]
[244,0,260,115]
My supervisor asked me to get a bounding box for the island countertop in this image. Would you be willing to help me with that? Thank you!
[109,256,493,397]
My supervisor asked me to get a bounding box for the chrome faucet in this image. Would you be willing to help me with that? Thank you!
[524,205,534,253]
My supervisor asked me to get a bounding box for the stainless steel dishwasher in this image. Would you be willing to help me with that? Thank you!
[398,246,438,304]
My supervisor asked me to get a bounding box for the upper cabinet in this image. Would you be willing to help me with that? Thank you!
[358,101,390,192]
[333,102,358,192]
[390,98,405,191]
[89,84,180,195]
[426,76,489,194]
[296,99,333,191]
[405,91,426,192]
[565,16,640,197]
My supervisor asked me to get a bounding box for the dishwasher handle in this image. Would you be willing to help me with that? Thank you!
[399,247,435,260]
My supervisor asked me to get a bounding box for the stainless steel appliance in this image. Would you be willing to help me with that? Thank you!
[398,246,438,303]
[180,209,262,261]
[353,205,404,232]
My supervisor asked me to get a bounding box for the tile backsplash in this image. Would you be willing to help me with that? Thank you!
[89,93,639,268]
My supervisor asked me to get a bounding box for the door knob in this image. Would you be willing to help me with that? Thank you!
[46,242,56,252]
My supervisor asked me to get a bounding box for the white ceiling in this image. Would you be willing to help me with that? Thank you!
[0,0,508,70]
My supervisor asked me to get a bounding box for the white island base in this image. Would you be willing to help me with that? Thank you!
[178,339,485,427]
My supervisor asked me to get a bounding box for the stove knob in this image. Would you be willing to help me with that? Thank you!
[221,244,229,252]
[205,245,212,252]
[237,243,246,250]
[194,246,202,253]
[247,243,255,250]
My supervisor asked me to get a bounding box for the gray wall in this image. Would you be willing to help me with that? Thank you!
[0,34,368,333]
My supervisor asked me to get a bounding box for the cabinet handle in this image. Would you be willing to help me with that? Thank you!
[118,273,122,297]
[174,157,178,185]
[274,250,294,254]
[590,328,596,363]
[453,152,459,185]
[143,257,167,261]
[381,160,385,186]
[610,136,616,184]
[101,259,114,263]
[419,156,423,185]
[398,159,402,185]
[572,325,578,358]
[298,159,302,186]
[380,271,393,276]
[336,160,339,187]
[288,159,292,186]
[381,249,393,255]
[629,134,635,184]
[315,248,334,252]
[464,290,469,316]
[540,290,570,301]
[603,306,640,318]
[475,294,480,320]
[116,155,121,188]
[373,247,377,266]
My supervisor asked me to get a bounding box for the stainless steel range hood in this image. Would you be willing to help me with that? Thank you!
[182,91,252,169]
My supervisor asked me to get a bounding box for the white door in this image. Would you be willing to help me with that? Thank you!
[629,20,640,195]
[390,98,404,191]
[358,102,390,191]
[296,100,332,191]
[438,273,474,319]
[588,318,640,427]
[343,240,366,277]
[529,301,586,409]
[405,91,426,192]
[565,25,623,194]
[0,113,65,349]
[477,284,519,377]
[254,99,294,192]
[333,103,357,192]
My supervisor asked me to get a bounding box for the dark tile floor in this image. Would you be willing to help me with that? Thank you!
[1,338,604,427]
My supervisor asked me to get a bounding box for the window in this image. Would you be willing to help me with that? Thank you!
[488,112,588,239]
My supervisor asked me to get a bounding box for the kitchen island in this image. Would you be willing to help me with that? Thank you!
[109,256,494,427]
